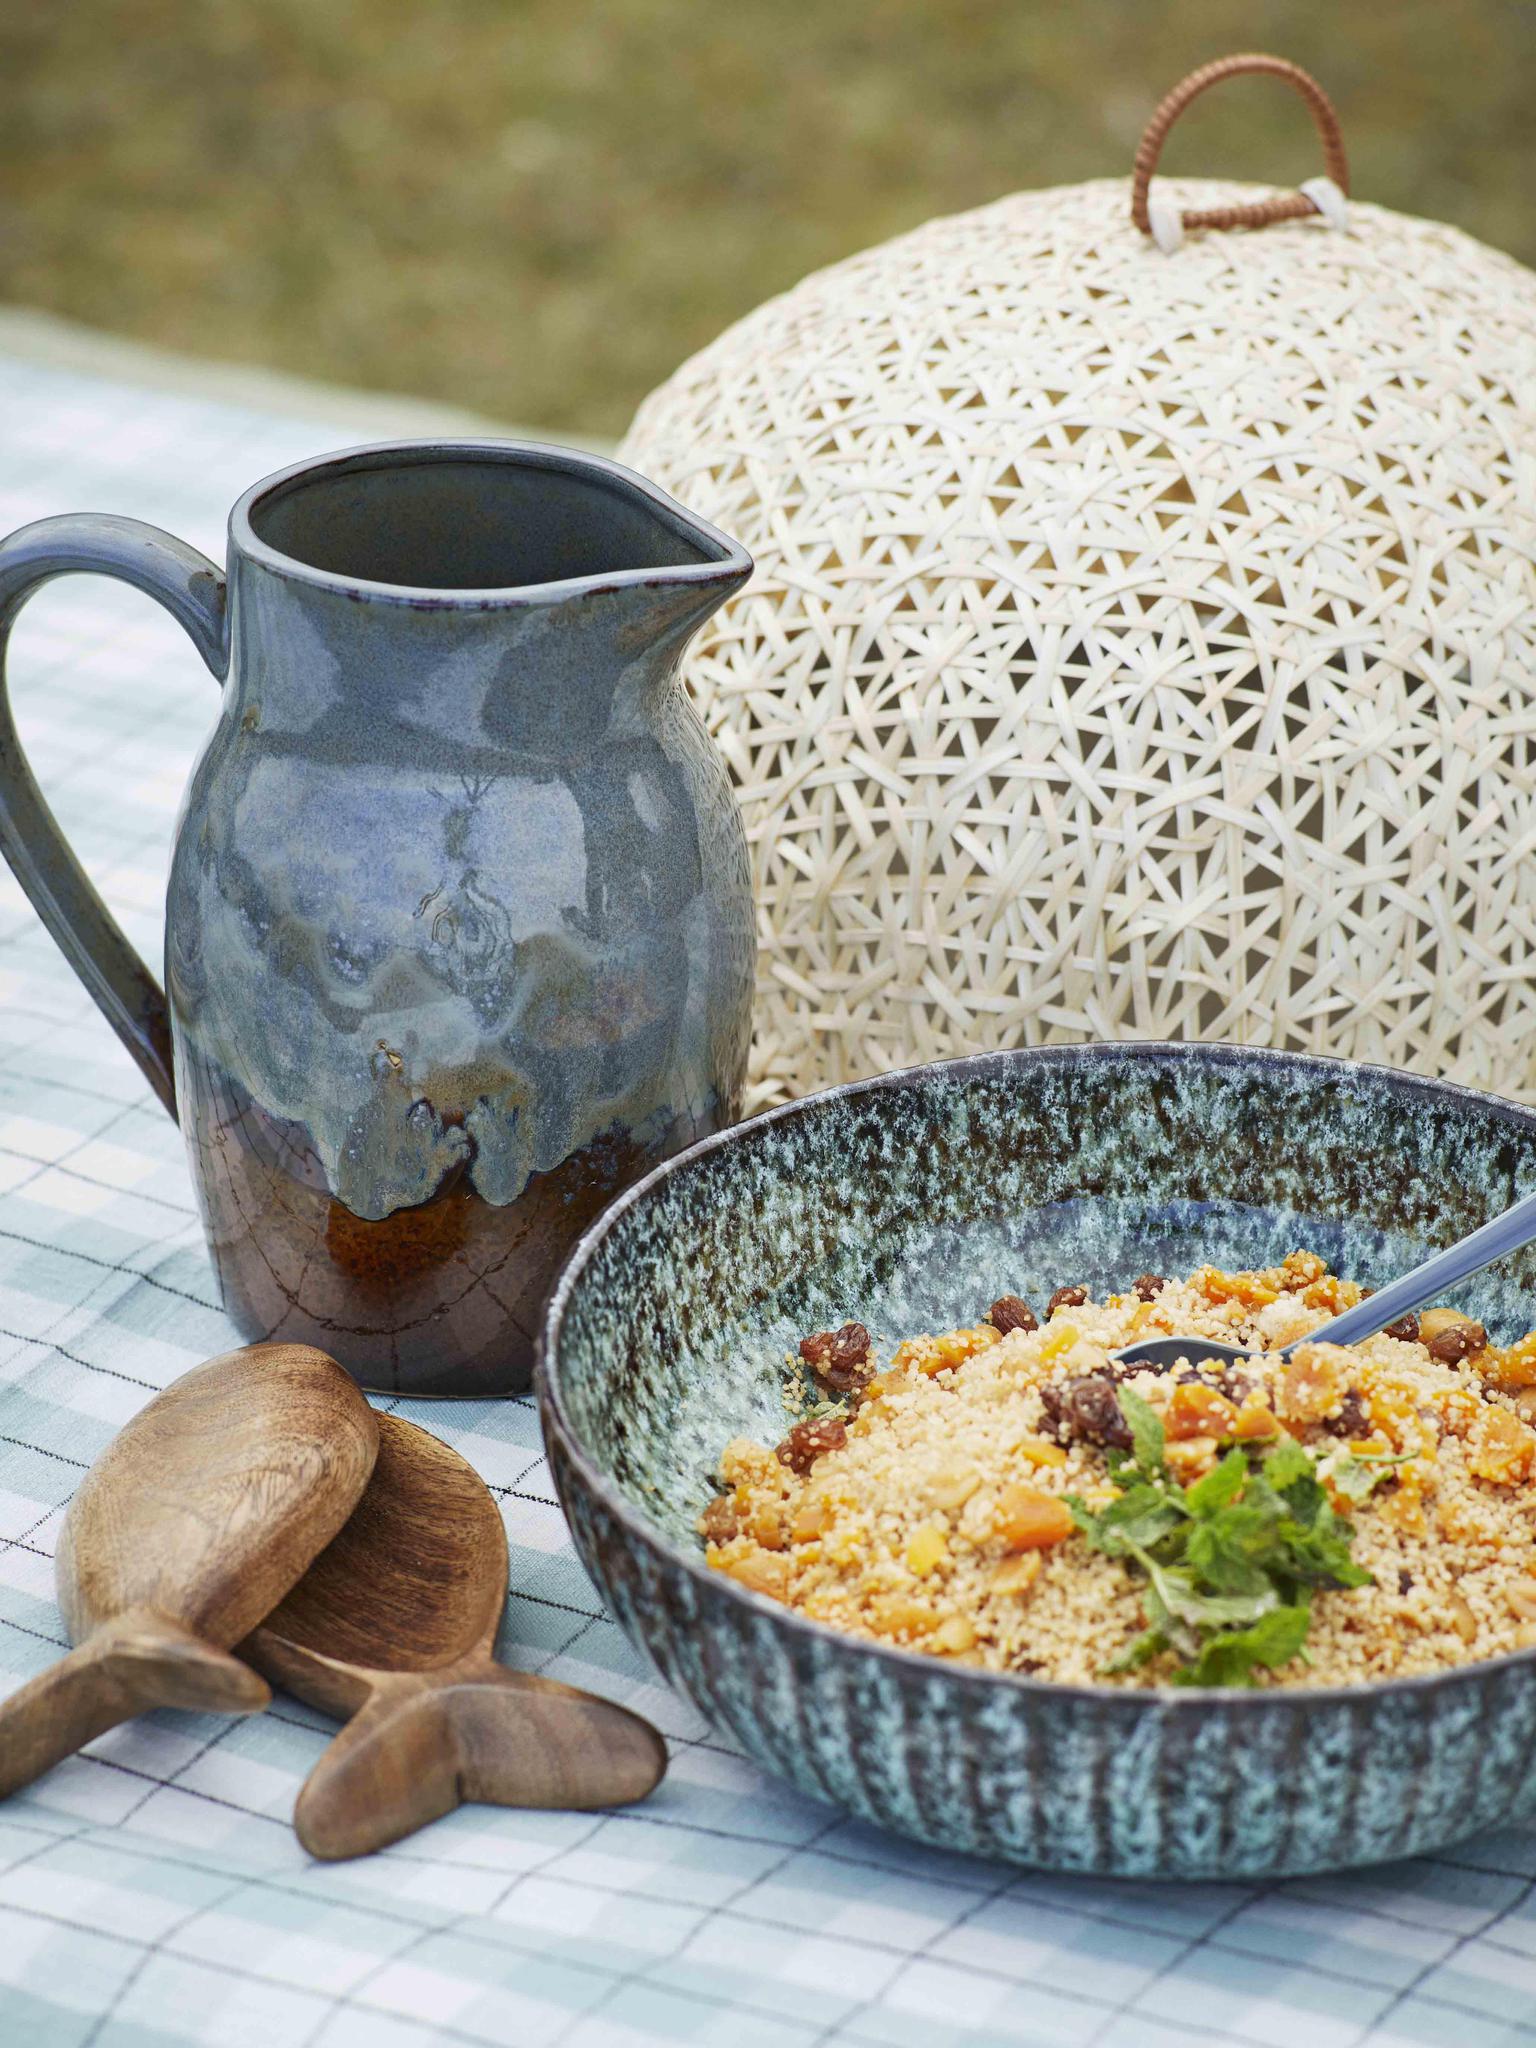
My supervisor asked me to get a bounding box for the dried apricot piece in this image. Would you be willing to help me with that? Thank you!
[1379,1470,1427,1536]
[791,1494,833,1543]
[905,1522,950,1576]
[1280,1250,1327,1289]
[993,1484,1075,1552]
[1303,1276,1363,1313]
[870,1595,939,1640]
[1164,1436,1220,1481]
[1196,1265,1279,1309]
[721,1551,790,1599]
[1232,1394,1282,1440]
[1367,1381,1424,1451]
[915,1325,999,1376]
[1015,1435,1068,1469]
[1276,1343,1347,1425]
[1166,1382,1238,1441]
[990,1552,1044,1596]
[1490,1333,1536,1388]
[1470,1406,1536,1484]
[1446,1591,1478,1644]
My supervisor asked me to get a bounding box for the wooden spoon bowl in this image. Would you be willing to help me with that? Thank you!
[0,1343,379,1798]
[244,1414,667,1860]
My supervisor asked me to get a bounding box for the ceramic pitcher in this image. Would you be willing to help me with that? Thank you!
[0,440,756,1394]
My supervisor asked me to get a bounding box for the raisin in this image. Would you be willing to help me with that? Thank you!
[989,1294,1038,1335]
[1217,1366,1253,1406]
[1037,1384,1067,1440]
[776,1414,848,1474]
[1383,1313,1420,1343]
[1427,1322,1486,1366]
[1039,1372,1133,1451]
[1047,1284,1089,1316]
[1324,1389,1371,1440]
[699,1495,739,1544]
[1398,1569,1415,1594]
[1106,1351,1164,1383]
[1131,1273,1166,1301]
[799,1321,873,1394]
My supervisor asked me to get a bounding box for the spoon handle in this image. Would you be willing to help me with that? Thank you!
[292,1659,667,1861]
[1308,1187,1536,1351]
[0,1608,268,1799]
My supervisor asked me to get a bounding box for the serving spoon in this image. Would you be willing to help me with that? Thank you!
[242,1412,667,1860]
[0,1343,379,1800]
[1113,1187,1536,1373]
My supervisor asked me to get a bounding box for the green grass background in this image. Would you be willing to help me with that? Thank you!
[4,0,1533,437]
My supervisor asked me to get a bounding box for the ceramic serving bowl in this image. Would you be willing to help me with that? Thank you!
[538,1043,1536,1879]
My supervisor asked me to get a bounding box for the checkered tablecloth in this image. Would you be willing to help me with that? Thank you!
[1,345,1536,2048]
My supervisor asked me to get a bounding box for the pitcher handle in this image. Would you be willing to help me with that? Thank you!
[0,514,230,1120]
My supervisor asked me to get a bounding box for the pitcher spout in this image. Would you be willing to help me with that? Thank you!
[568,451,754,659]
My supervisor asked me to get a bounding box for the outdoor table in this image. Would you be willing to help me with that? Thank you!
[0,336,1531,2048]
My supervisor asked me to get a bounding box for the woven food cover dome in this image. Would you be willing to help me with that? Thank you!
[620,56,1536,1110]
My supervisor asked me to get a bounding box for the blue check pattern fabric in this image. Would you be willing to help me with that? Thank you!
[2,348,1536,2048]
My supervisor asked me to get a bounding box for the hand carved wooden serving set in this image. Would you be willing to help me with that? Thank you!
[0,1344,665,1858]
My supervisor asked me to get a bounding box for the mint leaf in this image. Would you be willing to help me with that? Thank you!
[1277,1470,1328,1530]
[1280,1512,1373,1590]
[1106,1625,1167,1673]
[1262,1438,1313,1491]
[1186,1447,1248,1515]
[1325,1449,1413,1505]
[1185,1504,1280,1596]
[1176,1605,1312,1687]
[1117,1385,1166,1474]
[1131,1549,1278,1634]
[1068,1482,1186,1555]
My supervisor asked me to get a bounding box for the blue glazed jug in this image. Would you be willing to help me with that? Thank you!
[0,440,756,1394]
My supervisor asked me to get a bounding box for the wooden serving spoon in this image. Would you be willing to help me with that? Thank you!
[0,1342,379,1799]
[242,1413,667,1860]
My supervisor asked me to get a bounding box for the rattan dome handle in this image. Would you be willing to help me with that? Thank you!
[1131,53,1350,240]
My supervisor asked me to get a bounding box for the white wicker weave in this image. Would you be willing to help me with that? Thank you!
[622,81,1536,1110]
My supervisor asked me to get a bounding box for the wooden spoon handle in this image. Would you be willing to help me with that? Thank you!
[0,1608,269,1799]
[293,1662,667,1861]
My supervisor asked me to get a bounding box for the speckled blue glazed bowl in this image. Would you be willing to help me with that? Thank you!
[538,1043,1536,1878]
